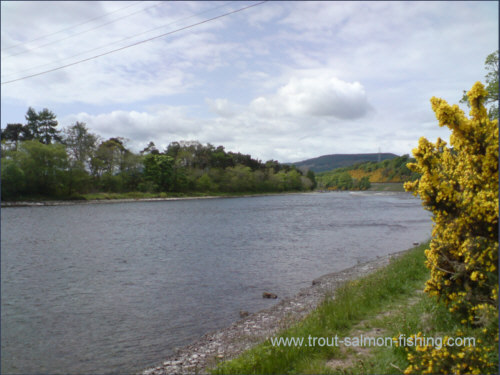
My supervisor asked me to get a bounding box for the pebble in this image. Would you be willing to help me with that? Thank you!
[141,249,411,375]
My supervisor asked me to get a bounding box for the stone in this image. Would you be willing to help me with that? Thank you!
[262,292,278,299]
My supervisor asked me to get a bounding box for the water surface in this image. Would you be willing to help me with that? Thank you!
[1,192,431,374]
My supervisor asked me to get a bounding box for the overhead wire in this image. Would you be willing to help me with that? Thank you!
[1,1,267,86]
[2,1,168,59]
[1,1,236,80]
[1,1,142,51]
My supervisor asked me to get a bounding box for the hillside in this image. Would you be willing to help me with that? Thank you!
[290,153,398,173]
[316,154,420,190]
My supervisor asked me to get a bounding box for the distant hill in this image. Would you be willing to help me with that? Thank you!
[315,154,420,190]
[290,153,398,173]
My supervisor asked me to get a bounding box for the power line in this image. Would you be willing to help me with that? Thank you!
[1,1,267,86]
[2,1,168,60]
[1,1,142,52]
[1,1,236,80]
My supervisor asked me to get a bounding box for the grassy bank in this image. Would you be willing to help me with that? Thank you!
[211,243,497,374]
[81,191,302,200]
[0,190,305,204]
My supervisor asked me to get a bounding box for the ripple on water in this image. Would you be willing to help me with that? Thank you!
[1,193,431,374]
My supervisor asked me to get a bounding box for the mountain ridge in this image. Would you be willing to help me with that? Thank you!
[289,153,399,173]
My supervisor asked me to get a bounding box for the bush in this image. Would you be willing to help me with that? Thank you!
[404,82,498,374]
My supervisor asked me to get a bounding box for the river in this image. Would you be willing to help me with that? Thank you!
[1,192,431,374]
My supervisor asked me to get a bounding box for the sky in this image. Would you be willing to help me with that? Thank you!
[1,1,498,163]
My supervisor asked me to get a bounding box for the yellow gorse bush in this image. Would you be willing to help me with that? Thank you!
[404,82,498,374]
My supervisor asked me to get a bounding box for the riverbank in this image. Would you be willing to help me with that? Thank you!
[1,188,412,208]
[0,191,303,207]
[368,182,406,192]
[141,244,426,375]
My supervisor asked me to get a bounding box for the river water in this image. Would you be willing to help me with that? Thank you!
[1,192,431,374]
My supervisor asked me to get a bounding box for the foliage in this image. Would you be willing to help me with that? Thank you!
[24,107,62,144]
[1,110,316,200]
[143,153,174,192]
[404,82,498,374]
[1,140,69,198]
[212,243,430,374]
[306,169,317,189]
[460,50,498,120]
[291,152,398,173]
[1,123,23,150]
[1,158,26,199]
[316,154,418,190]
[63,121,99,168]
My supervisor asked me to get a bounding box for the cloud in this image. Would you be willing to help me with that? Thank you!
[1,3,238,106]
[62,107,202,152]
[206,98,237,118]
[2,1,497,163]
[250,74,372,119]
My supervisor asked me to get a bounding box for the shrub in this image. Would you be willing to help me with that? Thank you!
[404,82,498,374]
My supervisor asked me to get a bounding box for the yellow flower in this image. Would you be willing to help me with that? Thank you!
[404,81,499,375]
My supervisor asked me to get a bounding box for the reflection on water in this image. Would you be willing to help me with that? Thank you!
[1,192,430,374]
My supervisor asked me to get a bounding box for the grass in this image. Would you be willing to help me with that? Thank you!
[337,285,498,375]
[211,241,498,374]
[81,191,170,200]
[80,191,301,201]
[211,243,430,374]
[1,190,304,203]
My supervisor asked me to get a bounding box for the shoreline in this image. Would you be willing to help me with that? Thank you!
[141,247,416,375]
[0,192,303,208]
[0,190,410,208]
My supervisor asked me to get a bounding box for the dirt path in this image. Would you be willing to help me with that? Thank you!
[325,290,423,373]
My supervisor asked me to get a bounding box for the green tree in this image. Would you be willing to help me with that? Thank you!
[210,146,233,169]
[1,123,23,151]
[119,151,144,191]
[140,141,159,155]
[270,170,287,191]
[225,165,254,192]
[284,169,302,190]
[306,169,317,189]
[62,122,99,195]
[1,157,26,199]
[358,176,371,190]
[91,137,128,177]
[24,107,62,144]
[484,50,499,119]
[16,140,69,196]
[196,173,216,192]
[63,122,99,168]
[143,153,174,192]
[461,50,498,119]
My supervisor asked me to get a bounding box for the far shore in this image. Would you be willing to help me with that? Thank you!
[1,187,410,208]
[0,192,304,208]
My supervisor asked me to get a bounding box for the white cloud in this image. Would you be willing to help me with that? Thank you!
[206,98,237,118]
[1,1,498,163]
[1,2,237,106]
[250,74,372,119]
[62,107,201,151]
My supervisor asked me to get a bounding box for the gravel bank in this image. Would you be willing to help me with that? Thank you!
[141,248,414,375]
[0,193,300,208]
[0,196,226,207]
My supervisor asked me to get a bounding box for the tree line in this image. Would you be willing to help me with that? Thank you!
[1,108,316,200]
[315,154,420,190]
